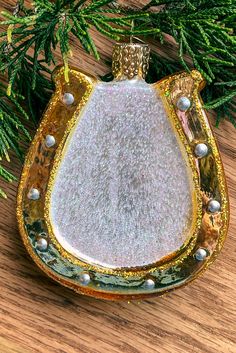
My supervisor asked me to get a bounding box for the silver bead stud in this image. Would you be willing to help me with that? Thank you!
[45,135,56,148]
[143,278,155,290]
[195,248,207,261]
[208,199,221,213]
[194,143,208,158]
[62,92,75,106]
[27,188,40,201]
[36,238,48,252]
[79,273,91,286]
[177,97,191,112]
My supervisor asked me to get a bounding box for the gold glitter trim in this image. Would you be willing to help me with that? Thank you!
[158,69,229,272]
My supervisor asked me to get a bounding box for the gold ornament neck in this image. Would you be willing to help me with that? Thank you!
[112,43,150,80]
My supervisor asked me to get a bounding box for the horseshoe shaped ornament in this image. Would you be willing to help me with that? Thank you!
[17,43,229,300]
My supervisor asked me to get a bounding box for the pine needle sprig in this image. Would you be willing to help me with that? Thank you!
[0,36,52,197]
[141,0,236,125]
[0,81,30,198]
[0,0,158,91]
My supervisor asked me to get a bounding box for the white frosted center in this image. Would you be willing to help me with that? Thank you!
[49,80,194,268]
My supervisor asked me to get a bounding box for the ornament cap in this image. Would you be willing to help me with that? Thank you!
[112,43,150,80]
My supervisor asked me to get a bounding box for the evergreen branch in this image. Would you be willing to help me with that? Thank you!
[140,0,236,124]
[0,80,31,197]
[204,90,236,110]
[0,0,155,88]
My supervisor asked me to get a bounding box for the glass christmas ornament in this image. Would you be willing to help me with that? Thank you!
[17,43,229,300]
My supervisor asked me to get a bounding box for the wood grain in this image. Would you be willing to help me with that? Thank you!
[0,1,236,352]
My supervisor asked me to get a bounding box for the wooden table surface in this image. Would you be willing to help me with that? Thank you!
[0,1,236,353]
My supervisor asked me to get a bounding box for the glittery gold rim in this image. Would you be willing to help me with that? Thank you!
[158,69,229,265]
[16,67,229,300]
